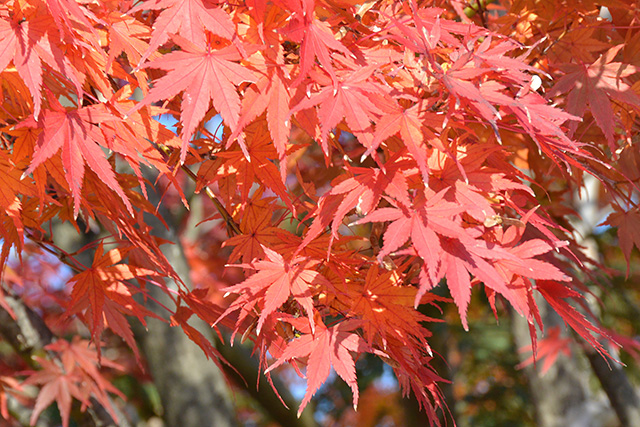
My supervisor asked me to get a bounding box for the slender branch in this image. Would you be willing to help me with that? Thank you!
[155,143,241,236]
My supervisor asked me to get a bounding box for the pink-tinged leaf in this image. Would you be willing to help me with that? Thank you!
[217,247,330,335]
[0,17,44,118]
[0,15,17,73]
[299,158,411,252]
[131,0,236,66]
[265,320,368,416]
[30,375,76,427]
[231,49,292,174]
[283,16,353,83]
[290,65,385,154]
[130,37,255,163]
[370,103,436,181]
[22,102,133,217]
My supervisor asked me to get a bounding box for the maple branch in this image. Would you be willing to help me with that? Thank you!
[155,143,241,236]
[0,285,131,427]
[584,345,640,427]
[463,0,495,26]
[0,286,55,359]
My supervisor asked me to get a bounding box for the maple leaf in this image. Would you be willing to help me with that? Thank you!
[602,205,640,276]
[201,120,294,211]
[24,358,84,427]
[356,188,466,268]
[130,0,236,66]
[66,244,160,360]
[344,264,436,349]
[218,246,331,336]
[290,65,386,154]
[429,144,533,222]
[517,326,572,375]
[369,103,444,182]
[130,36,256,163]
[300,156,412,251]
[0,11,85,119]
[427,236,526,331]
[549,45,640,148]
[0,12,43,118]
[536,280,614,360]
[265,319,369,416]
[491,224,571,284]
[280,6,353,83]
[0,150,39,262]
[104,12,153,74]
[230,46,292,171]
[42,0,101,48]
[20,96,134,218]
[25,338,124,427]
[353,189,528,330]
[222,190,280,263]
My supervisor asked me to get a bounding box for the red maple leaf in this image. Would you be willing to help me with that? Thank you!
[130,0,236,66]
[222,191,280,264]
[343,264,437,350]
[24,339,124,427]
[536,280,614,360]
[0,151,39,261]
[490,224,571,284]
[104,12,153,74]
[20,96,133,217]
[369,103,445,182]
[217,246,331,336]
[66,244,161,360]
[300,156,412,251]
[356,188,466,265]
[427,236,524,331]
[130,35,256,163]
[290,65,388,154]
[202,120,294,210]
[265,318,369,417]
[0,10,84,119]
[279,2,353,83]
[549,45,640,148]
[603,205,640,276]
[230,44,292,168]
[430,144,533,222]
[517,326,572,375]
[24,358,84,427]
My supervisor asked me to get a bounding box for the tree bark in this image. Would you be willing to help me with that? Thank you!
[585,347,640,427]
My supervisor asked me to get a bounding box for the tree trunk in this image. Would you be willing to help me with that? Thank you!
[128,172,238,427]
[511,302,591,427]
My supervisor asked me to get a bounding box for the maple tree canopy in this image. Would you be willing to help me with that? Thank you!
[1,0,640,425]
